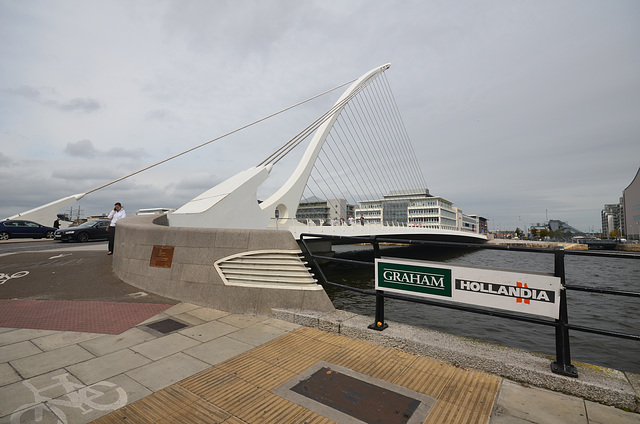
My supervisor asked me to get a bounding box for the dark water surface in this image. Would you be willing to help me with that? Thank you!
[321,245,640,374]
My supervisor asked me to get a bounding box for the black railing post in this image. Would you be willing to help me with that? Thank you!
[551,246,578,377]
[368,238,388,331]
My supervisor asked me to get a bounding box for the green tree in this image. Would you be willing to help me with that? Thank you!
[530,228,538,238]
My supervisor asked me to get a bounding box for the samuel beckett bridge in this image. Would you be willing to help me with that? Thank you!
[9,63,486,244]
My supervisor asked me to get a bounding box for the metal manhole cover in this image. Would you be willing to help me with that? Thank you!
[274,362,435,424]
[145,318,188,334]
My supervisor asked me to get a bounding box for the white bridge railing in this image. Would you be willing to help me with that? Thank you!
[269,218,487,241]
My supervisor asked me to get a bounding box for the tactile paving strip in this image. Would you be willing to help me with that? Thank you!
[0,299,173,334]
[92,327,502,424]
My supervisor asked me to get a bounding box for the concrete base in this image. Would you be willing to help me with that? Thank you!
[272,308,640,413]
[112,215,335,316]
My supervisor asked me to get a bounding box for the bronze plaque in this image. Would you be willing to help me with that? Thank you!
[150,245,174,268]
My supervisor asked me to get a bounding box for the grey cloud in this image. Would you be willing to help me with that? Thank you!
[0,153,14,167]
[145,109,178,121]
[51,167,120,182]
[56,97,102,113]
[6,85,102,113]
[5,85,50,101]
[64,140,146,160]
[105,147,146,160]
[64,139,98,158]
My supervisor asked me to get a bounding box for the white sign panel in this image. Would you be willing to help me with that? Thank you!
[376,258,561,319]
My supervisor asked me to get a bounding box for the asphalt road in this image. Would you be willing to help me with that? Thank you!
[0,238,106,255]
[0,240,176,305]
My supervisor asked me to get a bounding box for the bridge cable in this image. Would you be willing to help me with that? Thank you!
[83,78,357,195]
[317,135,358,206]
[259,69,385,167]
[381,73,427,188]
[355,86,408,193]
[335,107,391,200]
[368,77,422,191]
[257,83,368,167]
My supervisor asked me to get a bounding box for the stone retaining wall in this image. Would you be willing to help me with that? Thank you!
[112,214,335,316]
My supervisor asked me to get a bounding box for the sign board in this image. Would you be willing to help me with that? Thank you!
[376,258,561,319]
[150,245,175,268]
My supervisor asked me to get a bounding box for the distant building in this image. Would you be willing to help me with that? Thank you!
[623,167,640,239]
[297,189,483,233]
[467,215,488,233]
[549,219,586,237]
[354,188,481,233]
[296,197,355,225]
[601,201,623,239]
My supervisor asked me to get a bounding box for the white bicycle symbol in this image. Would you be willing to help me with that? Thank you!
[0,270,29,285]
[11,373,127,424]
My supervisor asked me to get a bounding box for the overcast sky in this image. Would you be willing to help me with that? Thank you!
[1,0,638,232]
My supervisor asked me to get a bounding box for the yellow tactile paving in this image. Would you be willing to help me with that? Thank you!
[92,327,501,424]
[157,399,231,424]
[394,369,451,399]
[424,400,490,424]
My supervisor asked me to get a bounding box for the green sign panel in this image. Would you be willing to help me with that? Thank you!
[377,260,452,297]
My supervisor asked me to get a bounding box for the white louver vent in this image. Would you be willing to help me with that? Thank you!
[214,250,320,290]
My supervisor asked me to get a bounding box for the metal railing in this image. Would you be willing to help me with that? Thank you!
[269,217,482,234]
[298,233,640,377]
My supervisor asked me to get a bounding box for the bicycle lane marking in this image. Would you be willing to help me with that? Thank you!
[0,271,29,285]
[9,372,127,424]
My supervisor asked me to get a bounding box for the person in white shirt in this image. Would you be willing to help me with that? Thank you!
[106,202,126,255]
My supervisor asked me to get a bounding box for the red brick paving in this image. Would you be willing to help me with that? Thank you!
[0,299,172,334]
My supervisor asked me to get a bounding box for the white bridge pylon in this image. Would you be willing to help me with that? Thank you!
[168,63,486,243]
[169,64,391,232]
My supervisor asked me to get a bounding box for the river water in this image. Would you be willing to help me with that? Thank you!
[321,244,640,374]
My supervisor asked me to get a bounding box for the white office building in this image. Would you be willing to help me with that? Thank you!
[354,189,479,232]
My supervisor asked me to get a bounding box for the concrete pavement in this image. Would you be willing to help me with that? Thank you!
[0,241,639,423]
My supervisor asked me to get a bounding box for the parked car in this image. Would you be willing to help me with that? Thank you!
[0,220,57,240]
[54,219,110,242]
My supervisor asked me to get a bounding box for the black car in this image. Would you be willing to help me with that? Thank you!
[0,220,58,240]
[54,219,110,242]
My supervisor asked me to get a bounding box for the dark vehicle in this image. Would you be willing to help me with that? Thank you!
[54,219,110,242]
[0,220,57,240]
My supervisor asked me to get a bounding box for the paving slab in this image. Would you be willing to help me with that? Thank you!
[177,319,238,342]
[129,332,200,361]
[162,303,201,316]
[226,321,293,347]
[170,311,207,326]
[0,328,57,347]
[186,307,230,322]
[10,345,94,379]
[491,380,588,424]
[585,400,640,424]
[42,373,151,424]
[125,352,210,392]
[218,313,268,329]
[67,349,152,385]
[0,369,85,419]
[0,340,41,362]
[0,363,20,386]
[78,327,158,356]
[183,335,254,365]
[31,331,102,351]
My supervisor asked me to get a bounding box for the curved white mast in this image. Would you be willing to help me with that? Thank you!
[260,63,390,222]
[169,63,391,229]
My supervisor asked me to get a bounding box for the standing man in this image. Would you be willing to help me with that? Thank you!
[106,202,126,255]
[53,218,60,229]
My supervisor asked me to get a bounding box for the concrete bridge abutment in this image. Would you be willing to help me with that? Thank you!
[111,214,335,316]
